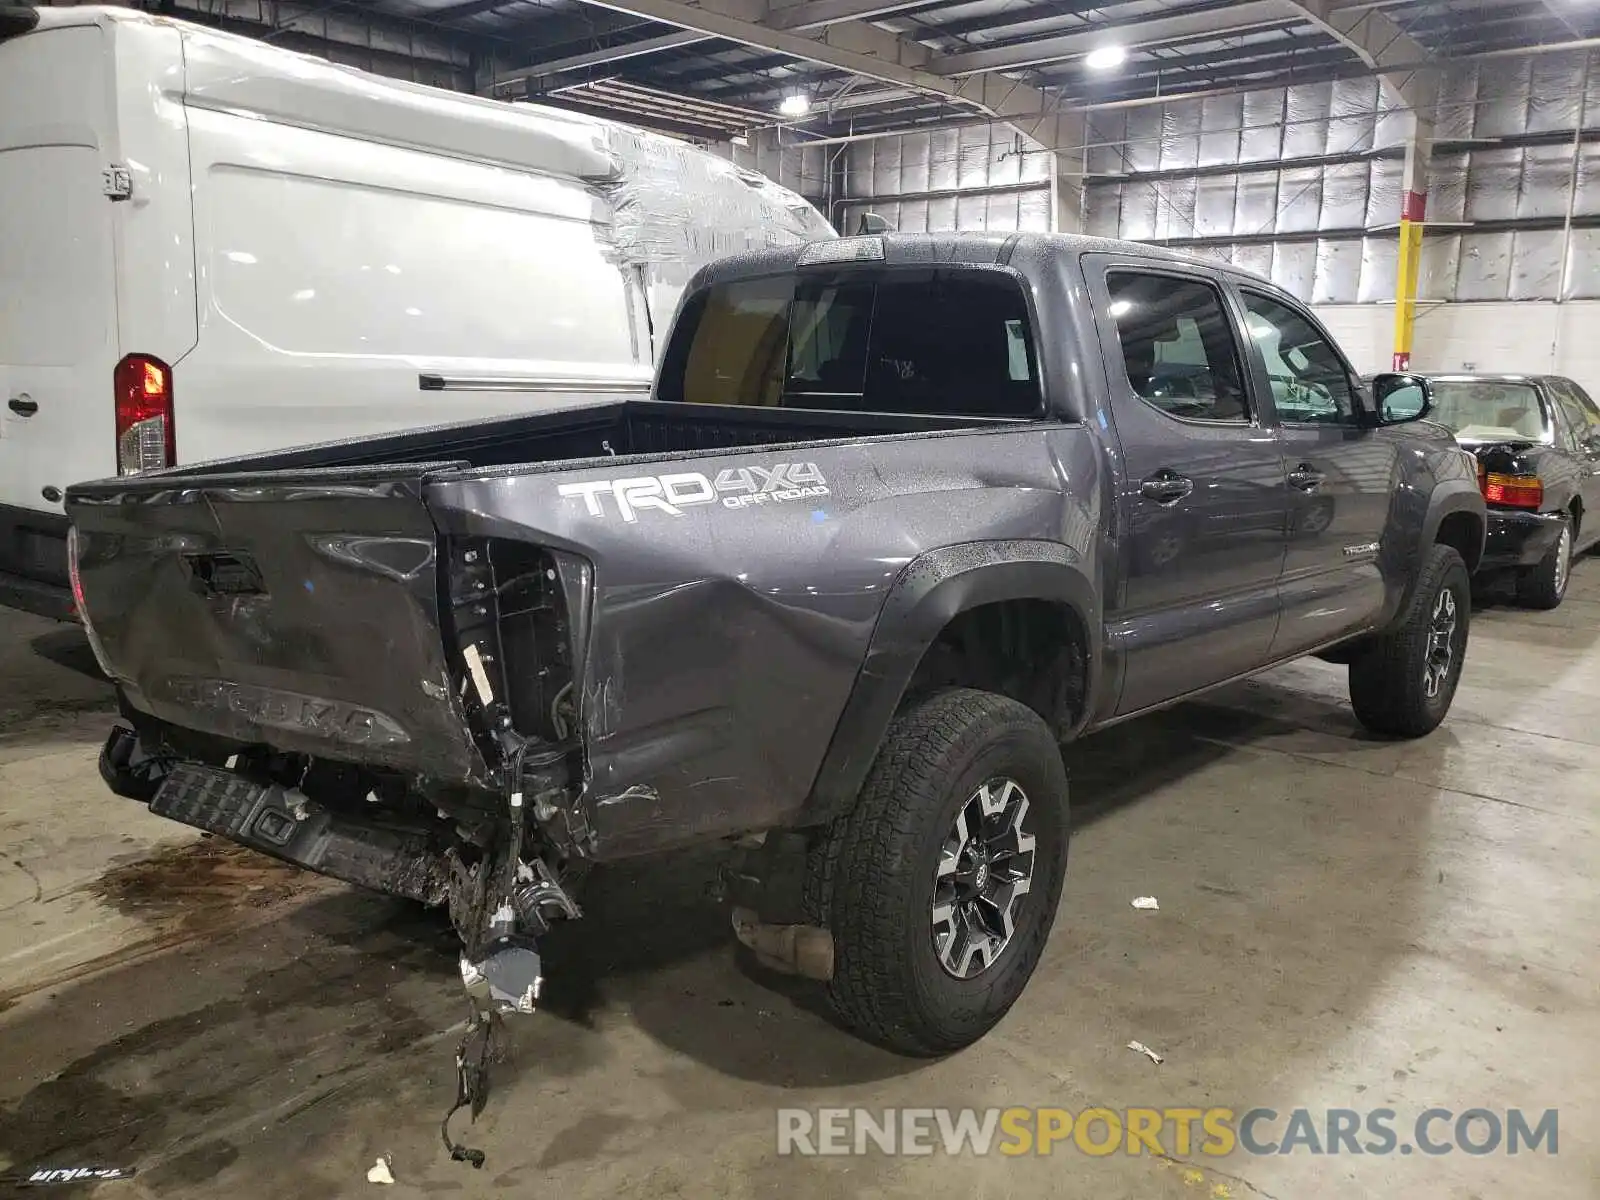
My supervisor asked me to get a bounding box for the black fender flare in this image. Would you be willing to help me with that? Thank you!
[1373,477,1482,630]
[798,540,1099,826]
[1421,478,1487,572]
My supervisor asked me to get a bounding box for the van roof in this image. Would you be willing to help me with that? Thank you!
[26,5,629,182]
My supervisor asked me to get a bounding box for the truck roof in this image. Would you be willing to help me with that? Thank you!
[693,231,1262,287]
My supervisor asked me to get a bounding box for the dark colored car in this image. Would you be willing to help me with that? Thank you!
[1407,374,1600,608]
[68,233,1485,1056]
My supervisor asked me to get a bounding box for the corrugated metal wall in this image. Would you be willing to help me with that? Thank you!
[1424,52,1599,302]
[834,126,1055,235]
[824,50,1600,308]
[1084,76,1409,303]
[1082,53,1600,304]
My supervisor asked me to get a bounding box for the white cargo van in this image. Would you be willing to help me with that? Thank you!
[0,5,831,618]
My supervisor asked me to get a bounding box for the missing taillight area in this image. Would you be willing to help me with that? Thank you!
[442,539,581,753]
[114,353,175,475]
[1481,471,1544,510]
[491,541,579,745]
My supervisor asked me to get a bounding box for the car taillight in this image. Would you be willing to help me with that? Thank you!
[115,353,175,474]
[66,526,119,679]
[1481,471,1543,509]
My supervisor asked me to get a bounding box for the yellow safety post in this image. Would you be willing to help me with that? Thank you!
[1392,188,1426,371]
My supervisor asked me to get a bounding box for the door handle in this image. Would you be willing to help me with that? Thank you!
[1287,463,1325,492]
[1139,470,1194,505]
[7,395,38,417]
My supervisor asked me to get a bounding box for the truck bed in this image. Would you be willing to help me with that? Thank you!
[132,399,1002,479]
[67,397,1017,854]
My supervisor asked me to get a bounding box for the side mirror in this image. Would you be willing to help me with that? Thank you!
[856,211,892,235]
[1371,372,1433,425]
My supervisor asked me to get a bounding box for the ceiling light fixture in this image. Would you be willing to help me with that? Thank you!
[779,93,812,117]
[1085,44,1128,70]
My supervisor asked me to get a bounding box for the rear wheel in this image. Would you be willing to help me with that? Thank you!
[1349,543,1470,738]
[807,689,1069,1056]
[1516,517,1572,610]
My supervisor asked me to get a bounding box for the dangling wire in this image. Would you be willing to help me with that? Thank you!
[440,1007,498,1168]
[442,739,530,1168]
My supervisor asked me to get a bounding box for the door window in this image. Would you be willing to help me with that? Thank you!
[1105,273,1249,422]
[1564,380,1600,429]
[1550,383,1591,451]
[1239,291,1358,425]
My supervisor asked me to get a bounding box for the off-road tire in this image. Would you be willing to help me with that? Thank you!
[1349,543,1471,738]
[805,688,1069,1056]
[1515,515,1572,610]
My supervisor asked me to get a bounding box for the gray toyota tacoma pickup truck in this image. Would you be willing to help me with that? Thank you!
[70,233,1485,1056]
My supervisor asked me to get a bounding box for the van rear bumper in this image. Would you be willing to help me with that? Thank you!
[0,504,72,620]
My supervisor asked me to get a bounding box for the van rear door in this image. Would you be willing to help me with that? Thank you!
[0,20,119,599]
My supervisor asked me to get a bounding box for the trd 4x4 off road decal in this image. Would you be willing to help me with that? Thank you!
[558,463,830,522]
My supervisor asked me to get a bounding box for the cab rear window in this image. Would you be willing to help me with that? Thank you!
[658,270,1042,417]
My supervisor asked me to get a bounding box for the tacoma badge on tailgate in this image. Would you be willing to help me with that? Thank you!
[165,678,410,747]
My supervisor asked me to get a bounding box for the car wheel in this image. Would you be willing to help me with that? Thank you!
[1515,516,1572,610]
[1349,543,1471,738]
[806,688,1069,1056]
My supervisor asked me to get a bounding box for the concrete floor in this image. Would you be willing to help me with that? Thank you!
[0,569,1596,1199]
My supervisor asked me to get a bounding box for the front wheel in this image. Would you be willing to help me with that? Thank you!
[807,689,1070,1056]
[1349,543,1471,738]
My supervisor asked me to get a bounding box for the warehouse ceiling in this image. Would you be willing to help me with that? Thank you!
[82,1,1600,139]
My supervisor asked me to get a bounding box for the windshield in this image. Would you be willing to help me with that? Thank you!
[658,270,1042,417]
[1425,381,1548,443]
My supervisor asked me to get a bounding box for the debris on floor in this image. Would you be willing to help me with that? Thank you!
[366,1156,394,1185]
[1127,1039,1165,1065]
[1131,895,1160,910]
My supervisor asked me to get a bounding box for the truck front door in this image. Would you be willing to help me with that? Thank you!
[1234,287,1398,657]
[1088,263,1288,716]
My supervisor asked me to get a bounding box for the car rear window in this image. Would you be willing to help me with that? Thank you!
[658,270,1042,417]
[1427,381,1549,443]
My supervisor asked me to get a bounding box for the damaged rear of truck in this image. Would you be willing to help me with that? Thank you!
[67,231,1486,1067]
[69,234,1106,1048]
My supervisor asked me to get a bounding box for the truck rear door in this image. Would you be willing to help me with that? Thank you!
[0,21,120,592]
[67,467,495,785]
[1084,257,1288,715]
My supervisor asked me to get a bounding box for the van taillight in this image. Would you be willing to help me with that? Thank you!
[114,354,174,474]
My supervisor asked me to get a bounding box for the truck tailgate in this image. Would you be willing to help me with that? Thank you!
[67,465,492,783]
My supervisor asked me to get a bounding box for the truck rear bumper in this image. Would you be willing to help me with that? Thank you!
[104,729,451,905]
[1480,508,1566,572]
